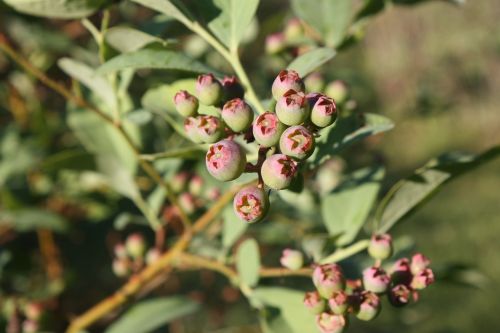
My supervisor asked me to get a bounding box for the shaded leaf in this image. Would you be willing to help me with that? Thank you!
[4,0,107,19]
[126,109,154,125]
[0,209,68,233]
[222,205,248,249]
[236,238,260,287]
[96,155,140,200]
[321,166,384,245]
[376,146,500,233]
[287,47,336,77]
[131,0,194,25]
[105,297,199,333]
[104,26,173,53]
[40,149,96,172]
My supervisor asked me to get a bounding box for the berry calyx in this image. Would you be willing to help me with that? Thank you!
[356,291,380,321]
[328,290,349,315]
[233,185,269,223]
[196,73,223,106]
[304,291,326,315]
[271,69,305,100]
[311,95,337,128]
[388,284,411,307]
[362,266,390,294]
[261,154,298,190]
[173,90,198,117]
[312,264,346,299]
[196,115,224,143]
[315,312,347,333]
[279,125,315,160]
[252,112,286,147]
[275,90,309,126]
[221,98,254,133]
[206,139,246,181]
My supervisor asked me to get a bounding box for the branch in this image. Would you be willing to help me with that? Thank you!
[320,239,370,264]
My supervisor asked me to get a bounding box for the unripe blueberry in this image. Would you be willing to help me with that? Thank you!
[363,266,390,294]
[221,98,254,132]
[205,187,221,200]
[304,73,325,93]
[356,291,381,321]
[196,73,223,105]
[284,18,304,40]
[272,70,305,100]
[125,233,146,259]
[22,320,38,333]
[279,125,315,160]
[24,303,43,321]
[390,258,413,286]
[196,115,224,143]
[280,249,304,270]
[233,185,269,223]
[261,154,298,190]
[221,76,244,100]
[184,117,203,143]
[328,290,349,315]
[265,32,286,55]
[188,175,203,197]
[410,253,431,275]
[206,139,246,181]
[368,234,393,260]
[146,248,161,265]
[179,192,196,214]
[325,80,349,104]
[311,95,337,128]
[275,90,309,126]
[312,264,346,299]
[411,268,435,290]
[304,291,325,315]
[388,284,411,307]
[315,312,347,333]
[112,258,129,277]
[171,172,189,193]
[252,112,286,147]
[173,90,198,117]
[114,243,127,259]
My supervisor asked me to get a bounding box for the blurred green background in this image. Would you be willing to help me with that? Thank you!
[1,0,499,332]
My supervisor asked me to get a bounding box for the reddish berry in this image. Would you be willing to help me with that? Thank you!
[173,90,198,117]
[221,98,254,132]
[196,73,222,105]
[280,249,304,270]
[179,192,196,214]
[328,290,349,315]
[252,112,286,147]
[363,266,390,293]
[112,258,129,277]
[184,117,203,143]
[411,268,435,290]
[315,312,347,333]
[206,140,246,181]
[196,115,224,143]
[261,154,298,190]
[233,185,269,223]
[390,258,413,286]
[125,233,146,259]
[284,18,304,40]
[356,291,381,321]
[311,95,337,128]
[368,234,393,260]
[388,284,411,307]
[275,90,309,126]
[279,125,315,160]
[410,253,431,275]
[188,175,203,196]
[304,291,326,315]
[272,70,305,100]
[146,248,161,265]
[221,76,244,100]
[312,264,346,299]
[266,32,286,55]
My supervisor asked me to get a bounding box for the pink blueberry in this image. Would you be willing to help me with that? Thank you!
[221,98,254,132]
[260,154,298,190]
[311,95,337,128]
[388,284,411,307]
[356,291,381,321]
[304,291,326,315]
[368,233,393,260]
[279,125,315,160]
[315,312,347,333]
[233,185,269,223]
[206,139,246,181]
[196,115,224,143]
[362,266,390,294]
[252,112,286,147]
[275,89,309,126]
[328,290,349,315]
[266,32,286,55]
[196,73,222,106]
[271,69,305,100]
[312,264,346,299]
[280,248,304,270]
[173,90,198,117]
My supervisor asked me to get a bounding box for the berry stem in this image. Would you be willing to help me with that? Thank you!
[320,239,371,264]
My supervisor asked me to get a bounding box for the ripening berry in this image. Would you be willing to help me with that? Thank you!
[275,90,309,126]
[179,192,196,214]
[411,268,435,290]
[171,172,190,193]
[112,259,129,277]
[206,139,246,181]
[261,154,298,190]
[328,290,349,315]
[146,248,161,265]
[368,234,393,260]
[312,264,346,299]
[279,125,315,160]
[410,253,431,275]
[304,73,325,93]
[265,32,286,55]
[362,266,390,294]
[303,291,325,315]
[390,258,413,286]
[125,233,146,259]
[221,98,254,132]
[22,320,39,333]
[205,187,221,200]
[388,284,411,307]
[272,70,305,100]
[114,243,127,259]
[196,115,224,143]
[252,112,286,147]
[311,95,337,128]
[233,185,269,223]
[315,312,347,333]
[184,117,203,143]
[284,18,304,40]
[188,175,203,196]
[325,80,349,104]
[173,90,199,117]
[23,303,43,321]
[356,291,381,321]
[221,76,244,100]
[196,73,223,106]
[280,249,304,270]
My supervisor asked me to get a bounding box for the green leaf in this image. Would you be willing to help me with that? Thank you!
[4,0,107,19]
[287,47,336,77]
[131,0,194,26]
[236,238,260,287]
[321,166,384,245]
[0,209,68,233]
[96,155,140,200]
[254,287,317,333]
[222,205,248,249]
[376,146,500,233]
[105,297,199,333]
[40,149,96,172]
[310,113,394,168]
[104,26,173,53]
[291,0,352,47]
[126,109,154,125]
[96,48,216,75]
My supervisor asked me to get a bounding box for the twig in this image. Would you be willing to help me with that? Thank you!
[320,239,370,264]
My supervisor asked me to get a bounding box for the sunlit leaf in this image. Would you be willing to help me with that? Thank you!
[237,238,260,287]
[4,0,108,19]
[287,47,336,77]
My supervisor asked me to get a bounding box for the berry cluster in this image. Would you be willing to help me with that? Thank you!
[302,234,434,333]
[112,233,160,277]
[1,300,45,333]
[174,70,339,224]
[265,18,309,56]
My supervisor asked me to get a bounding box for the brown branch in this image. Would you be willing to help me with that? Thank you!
[37,229,63,281]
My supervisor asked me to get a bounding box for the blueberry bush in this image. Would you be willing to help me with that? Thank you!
[0,0,498,332]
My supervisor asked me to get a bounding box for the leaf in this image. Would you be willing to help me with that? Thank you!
[376,146,500,233]
[321,166,384,245]
[222,205,248,249]
[287,47,336,77]
[236,238,260,287]
[58,58,117,110]
[0,209,68,233]
[254,287,317,333]
[96,48,215,75]
[291,0,352,47]
[4,0,108,19]
[40,149,96,172]
[104,26,173,53]
[96,155,140,200]
[105,297,199,333]
[310,113,394,168]
[125,109,154,125]
[131,0,194,26]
